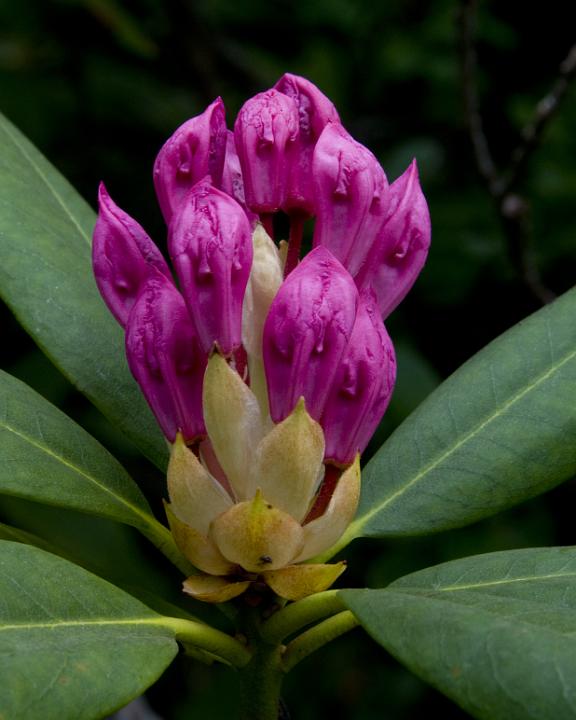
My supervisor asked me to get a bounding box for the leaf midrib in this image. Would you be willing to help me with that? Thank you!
[0,115,92,247]
[393,570,576,594]
[0,617,166,632]
[0,418,152,528]
[364,586,576,635]
[352,339,576,535]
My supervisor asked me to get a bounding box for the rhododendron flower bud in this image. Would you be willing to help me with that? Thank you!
[312,123,388,268]
[274,73,340,214]
[168,355,358,603]
[221,130,258,225]
[234,89,299,213]
[125,272,206,443]
[263,246,358,423]
[356,160,431,318]
[92,183,172,326]
[168,177,253,356]
[153,98,227,224]
[321,292,396,465]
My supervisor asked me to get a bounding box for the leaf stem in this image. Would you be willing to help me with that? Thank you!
[284,212,306,277]
[281,610,359,672]
[260,590,346,644]
[161,616,251,668]
[138,519,195,576]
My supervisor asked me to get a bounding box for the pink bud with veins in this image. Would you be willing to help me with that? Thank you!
[356,160,431,318]
[263,246,359,423]
[168,177,253,356]
[221,130,258,226]
[92,182,172,327]
[321,292,396,465]
[312,123,388,269]
[153,98,227,224]
[125,271,206,443]
[274,73,340,215]
[234,89,299,214]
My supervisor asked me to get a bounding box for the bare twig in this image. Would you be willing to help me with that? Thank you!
[458,0,498,192]
[457,0,575,304]
[499,42,576,197]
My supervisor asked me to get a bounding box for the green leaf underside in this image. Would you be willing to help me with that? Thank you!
[0,369,158,534]
[0,112,166,469]
[0,541,178,720]
[346,286,576,541]
[342,547,576,720]
[0,520,56,552]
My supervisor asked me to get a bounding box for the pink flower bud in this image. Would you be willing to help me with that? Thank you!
[168,178,253,356]
[153,98,227,224]
[92,182,172,327]
[312,123,388,269]
[221,130,258,226]
[274,73,340,215]
[234,89,299,214]
[263,247,359,422]
[321,292,396,465]
[125,272,206,443]
[356,160,431,318]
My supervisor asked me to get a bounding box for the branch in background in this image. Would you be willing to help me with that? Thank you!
[500,43,576,197]
[458,0,576,305]
[458,0,499,193]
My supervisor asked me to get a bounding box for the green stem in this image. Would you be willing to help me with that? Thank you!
[260,590,346,644]
[282,611,359,672]
[161,616,251,668]
[138,519,194,576]
[238,641,285,720]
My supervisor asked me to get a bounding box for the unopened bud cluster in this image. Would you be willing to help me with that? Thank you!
[92,74,430,602]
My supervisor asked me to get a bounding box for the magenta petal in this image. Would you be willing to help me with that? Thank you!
[312,123,388,269]
[344,166,390,278]
[92,183,172,327]
[153,98,227,224]
[274,73,340,215]
[234,89,299,214]
[356,159,431,318]
[221,130,258,226]
[321,292,396,465]
[125,272,206,443]
[263,246,359,422]
[168,177,253,356]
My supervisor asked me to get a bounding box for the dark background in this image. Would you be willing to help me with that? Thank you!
[1,0,576,717]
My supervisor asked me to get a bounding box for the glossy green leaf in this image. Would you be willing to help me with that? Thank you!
[337,286,576,547]
[0,540,179,720]
[0,370,188,573]
[0,111,166,469]
[342,547,576,720]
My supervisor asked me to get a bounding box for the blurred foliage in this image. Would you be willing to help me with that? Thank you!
[1,0,576,717]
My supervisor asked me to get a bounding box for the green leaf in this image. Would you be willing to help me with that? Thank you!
[0,541,251,718]
[342,547,576,720]
[0,520,56,551]
[0,111,166,469]
[340,286,576,545]
[0,540,179,720]
[0,370,188,573]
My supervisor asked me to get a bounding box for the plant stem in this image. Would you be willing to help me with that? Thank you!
[261,213,275,239]
[284,212,305,277]
[260,590,346,644]
[238,641,285,720]
[138,519,194,576]
[282,611,359,672]
[161,616,251,668]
